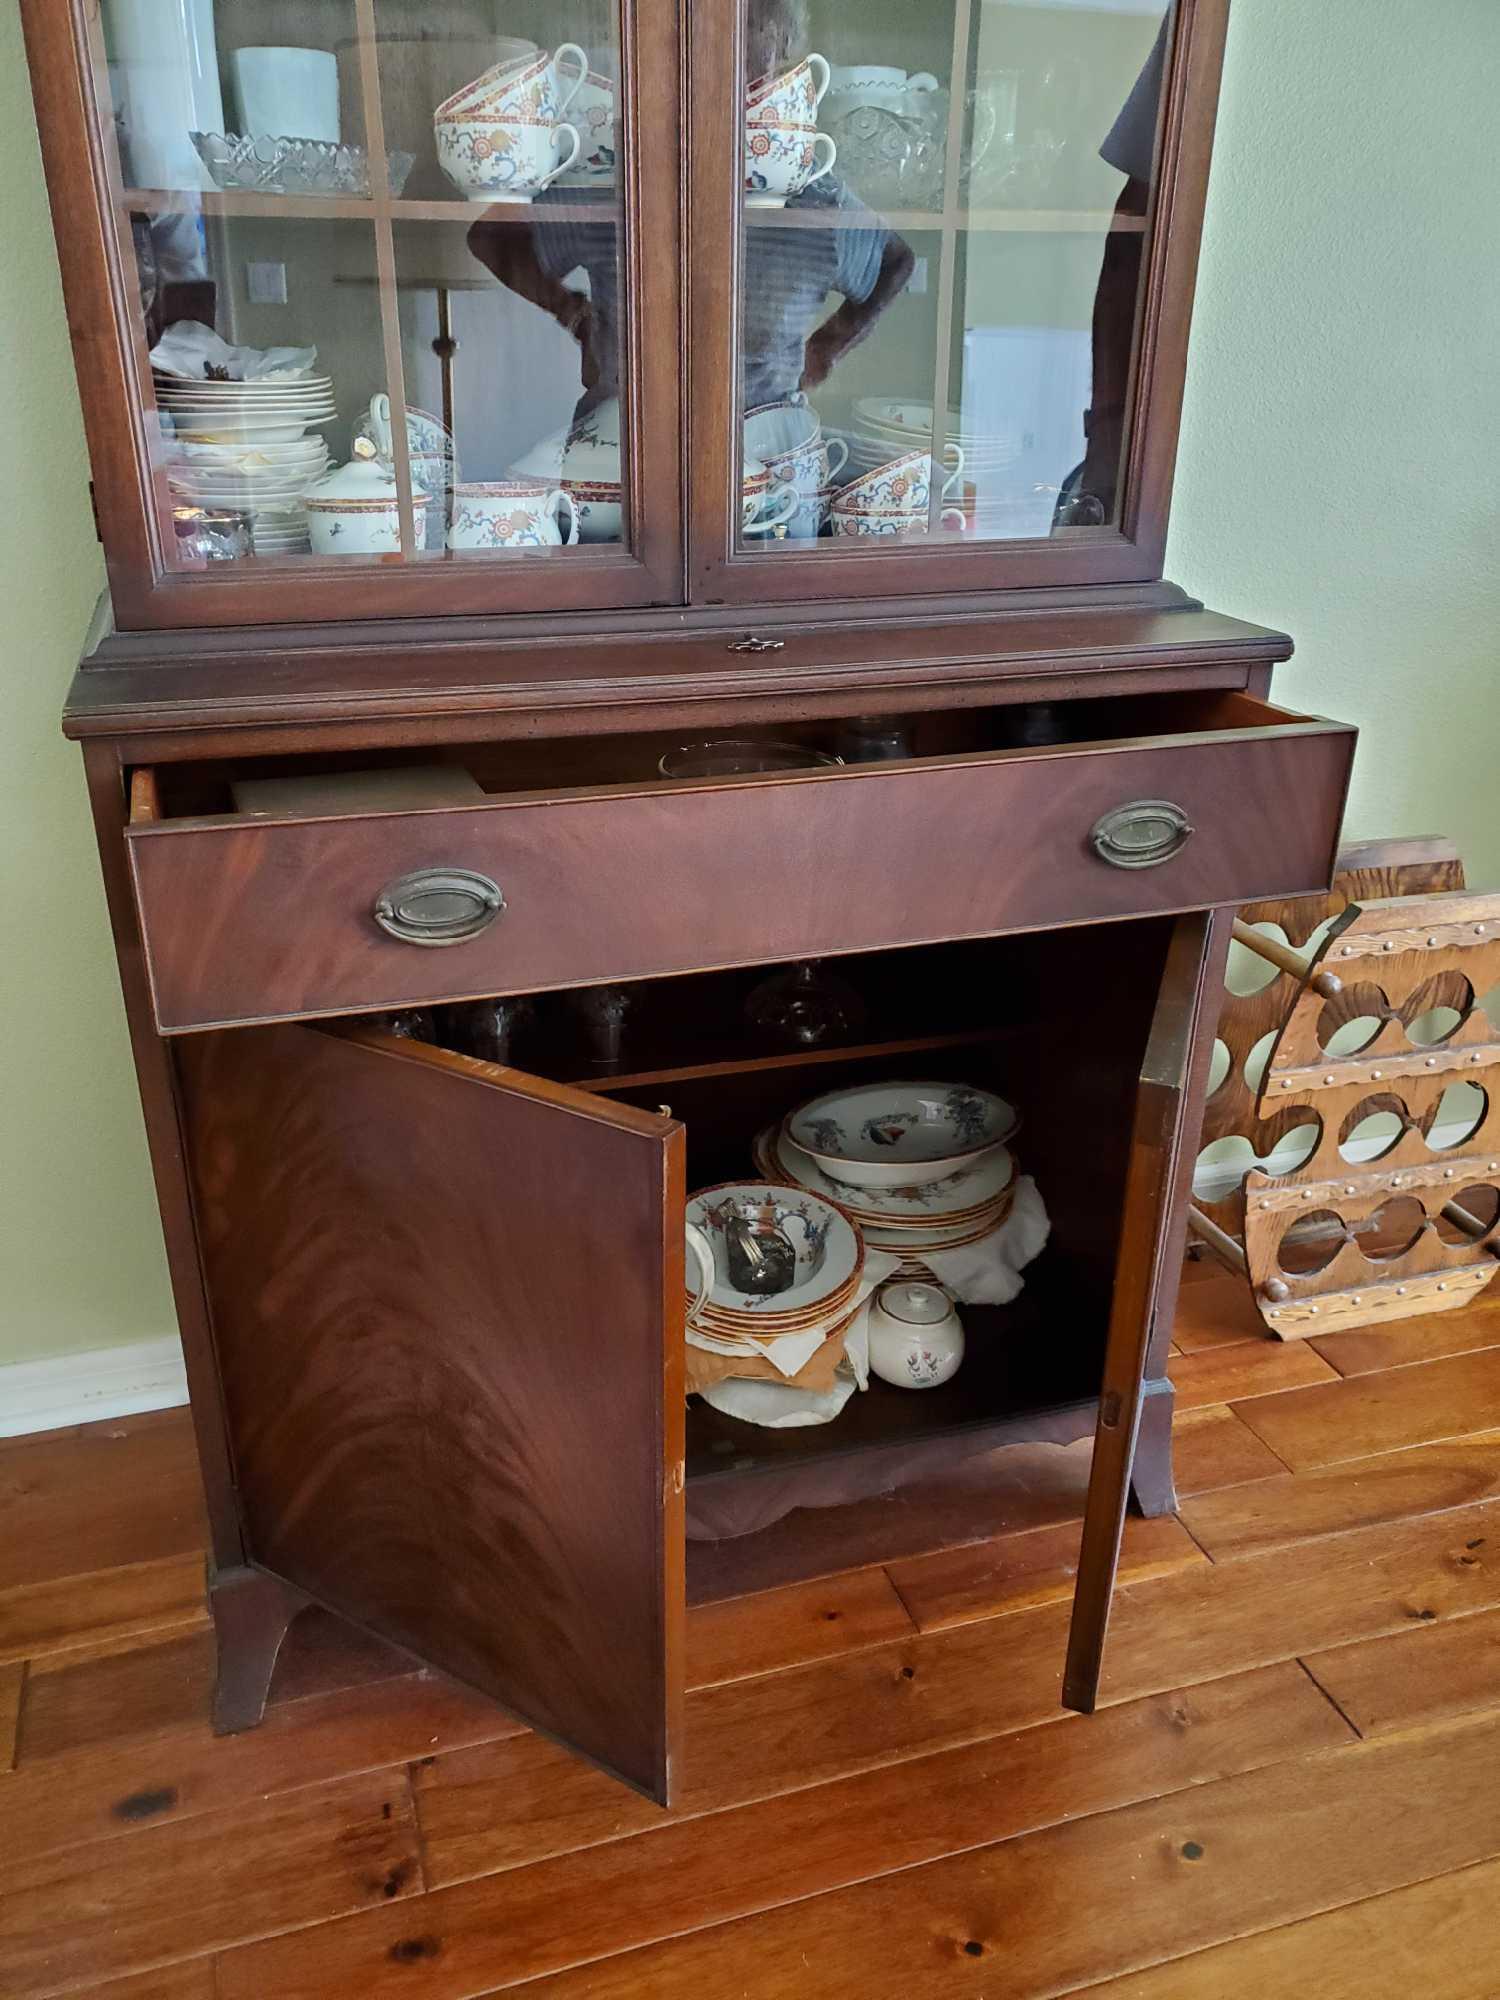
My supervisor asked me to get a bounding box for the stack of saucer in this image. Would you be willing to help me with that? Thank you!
[156,371,337,554]
[755,1079,1020,1281]
[685,1181,867,1365]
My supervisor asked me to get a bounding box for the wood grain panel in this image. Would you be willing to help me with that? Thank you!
[18,1629,215,1763]
[0,1554,207,1667]
[62,1964,220,2000]
[1170,1404,1290,1494]
[216,1664,1343,1998]
[2,1668,520,1863]
[1305,1604,1500,1740]
[0,1771,421,1996]
[686,1571,916,1689]
[129,717,1352,1031]
[889,1515,1204,1634]
[1310,1302,1500,1377]
[177,1026,682,1802]
[1169,1338,1339,1410]
[1233,1349,1500,1469]
[0,1411,207,1592]
[506,1712,1500,2000]
[1180,1432,1500,1562]
[1072,1855,1500,2000]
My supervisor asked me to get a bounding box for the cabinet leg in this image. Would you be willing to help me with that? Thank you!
[210,1565,312,1735]
[1129,1377,1178,1518]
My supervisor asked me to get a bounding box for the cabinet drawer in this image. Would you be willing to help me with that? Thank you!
[126,696,1354,1033]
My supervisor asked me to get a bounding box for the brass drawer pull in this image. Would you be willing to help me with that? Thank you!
[373,868,506,946]
[1090,800,1195,870]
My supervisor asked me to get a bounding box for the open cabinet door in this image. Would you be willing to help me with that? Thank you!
[1062,909,1232,1713]
[176,1024,686,1803]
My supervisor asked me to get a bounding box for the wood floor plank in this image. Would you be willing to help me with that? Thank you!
[59,1962,219,2000]
[1170,1273,1268,1352]
[0,1411,208,1594]
[1304,1603,1500,1740]
[215,1663,1346,2000]
[0,1667,523,1861]
[1170,1338,1339,1411]
[687,1568,917,1688]
[1170,1404,1291,1496]
[1,1660,21,1771]
[1309,1302,1500,1377]
[1180,1431,1500,1562]
[411,1499,1500,1888]
[18,1608,423,1767]
[1233,1348,1500,1470]
[888,1515,1204,1634]
[0,1554,208,1667]
[1065,1855,1500,1999]
[505,1711,1500,2000]
[0,1768,421,1997]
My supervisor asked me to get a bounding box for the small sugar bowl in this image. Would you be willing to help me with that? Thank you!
[866,1281,965,1390]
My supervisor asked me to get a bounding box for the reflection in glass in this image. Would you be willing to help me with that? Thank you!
[737,0,1174,550]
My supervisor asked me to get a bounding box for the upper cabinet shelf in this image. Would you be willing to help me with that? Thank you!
[19,0,1230,634]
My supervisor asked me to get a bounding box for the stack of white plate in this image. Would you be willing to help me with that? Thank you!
[843,396,1023,487]
[685,1181,868,1357]
[754,1078,1021,1279]
[155,372,337,555]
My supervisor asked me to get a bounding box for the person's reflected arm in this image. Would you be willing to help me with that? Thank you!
[1079,175,1149,511]
[466,219,602,389]
[800,234,915,391]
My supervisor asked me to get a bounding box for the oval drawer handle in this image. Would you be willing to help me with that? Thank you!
[1090,800,1195,870]
[373,868,506,946]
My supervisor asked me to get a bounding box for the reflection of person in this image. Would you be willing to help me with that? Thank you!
[1067,7,1172,521]
[466,0,912,419]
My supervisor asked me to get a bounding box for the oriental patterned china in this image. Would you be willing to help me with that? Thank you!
[685,1183,862,1318]
[435,44,587,199]
[305,442,426,556]
[448,482,580,549]
[788,1080,1018,1186]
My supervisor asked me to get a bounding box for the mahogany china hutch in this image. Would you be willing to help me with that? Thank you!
[21,0,1354,1802]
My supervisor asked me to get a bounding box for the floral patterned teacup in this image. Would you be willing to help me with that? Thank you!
[830,502,968,538]
[448,481,580,550]
[742,459,799,537]
[435,45,587,125]
[744,122,837,207]
[556,70,616,185]
[436,116,582,199]
[747,53,831,128]
[833,444,965,516]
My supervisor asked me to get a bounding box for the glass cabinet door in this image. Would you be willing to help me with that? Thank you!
[691,0,1215,600]
[71,0,680,623]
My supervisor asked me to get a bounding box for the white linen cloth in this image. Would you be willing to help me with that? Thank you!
[151,321,318,382]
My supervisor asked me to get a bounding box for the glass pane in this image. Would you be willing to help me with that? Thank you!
[97,0,626,569]
[735,0,1174,552]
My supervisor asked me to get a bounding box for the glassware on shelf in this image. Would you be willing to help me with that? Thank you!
[448,996,534,1066]
[834,716,913,763]
[657,740,841,780]
[385,1008,437,1043]
[569,985,634,1068]
[745,959,868,1050]
[171,505,253,563]
[190,133,415,198]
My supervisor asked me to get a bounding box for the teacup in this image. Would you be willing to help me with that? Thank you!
[435,44,587,124]
[361,393,457,468]
[747,53,831,127]
[558,70,616,184]
[830,502,968,538]
[448,481,580,549]
[786,483,838,540]
[742,460,799,537]
[744,123,836,207]
[436,115,581,199]
[745,399,850,496]
[834,444,965,515]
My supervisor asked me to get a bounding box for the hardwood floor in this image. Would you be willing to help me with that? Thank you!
[4,1259,1500,1998]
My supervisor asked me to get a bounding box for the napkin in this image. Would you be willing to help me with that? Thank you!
[913,1175,1050,1304]
[151,321,318,382]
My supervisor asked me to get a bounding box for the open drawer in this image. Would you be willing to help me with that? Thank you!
[125,691,1354,1034]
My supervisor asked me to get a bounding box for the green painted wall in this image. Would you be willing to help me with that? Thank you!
[0,0,1496,1367]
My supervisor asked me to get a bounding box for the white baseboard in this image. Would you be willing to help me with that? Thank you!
[0,1337,188,1438]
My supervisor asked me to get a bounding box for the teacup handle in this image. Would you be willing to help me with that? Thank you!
[940,506,969,535]
[824,436,849,481]
[548,488,580,546]
[369,392,393,455]
[538,122,582,190]
[744,482,800,535]
[807,53,831,105]
[552,42,588,116]
[685,1223,716,1320]
[804,132,837,190]
[907,71,940,92]
[940,442,966,499]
